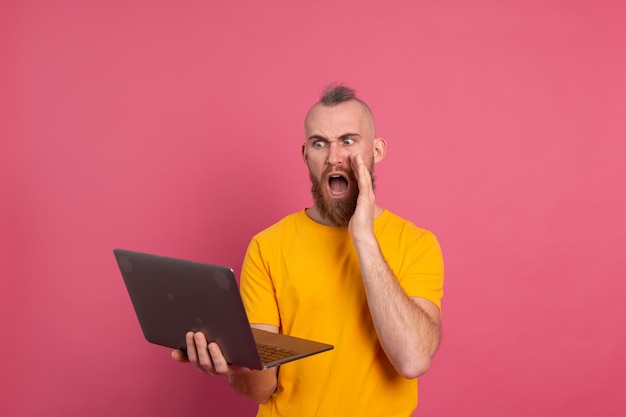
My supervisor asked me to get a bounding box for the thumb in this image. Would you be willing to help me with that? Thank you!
[171,349,189,363]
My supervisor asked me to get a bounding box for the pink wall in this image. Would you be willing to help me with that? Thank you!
[2,1,625,416]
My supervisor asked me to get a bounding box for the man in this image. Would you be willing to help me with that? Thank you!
[172,84,444,416]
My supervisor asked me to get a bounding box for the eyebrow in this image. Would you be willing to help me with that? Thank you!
[306,133,361,142]
[307,134,327,142]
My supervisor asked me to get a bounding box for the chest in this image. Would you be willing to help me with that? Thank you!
[271,233,367,320]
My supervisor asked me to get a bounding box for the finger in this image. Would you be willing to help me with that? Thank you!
[350,153,363,177]
[207,343,252,375]
[351,153,373,198]
[185,331,200,364]
[193,332,218,374]
[207,342,230,374]
[171,349,189,363]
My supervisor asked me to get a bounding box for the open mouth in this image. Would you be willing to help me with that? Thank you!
[328,174,349,198]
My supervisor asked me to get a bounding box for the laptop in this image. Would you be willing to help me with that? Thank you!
[114,248,333,369]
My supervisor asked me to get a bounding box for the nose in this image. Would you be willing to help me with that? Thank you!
[327,142,347,166]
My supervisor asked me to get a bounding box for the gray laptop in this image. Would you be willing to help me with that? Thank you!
[114,249,333,370]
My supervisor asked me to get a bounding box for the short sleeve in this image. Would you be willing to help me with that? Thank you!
[396,230,445,311]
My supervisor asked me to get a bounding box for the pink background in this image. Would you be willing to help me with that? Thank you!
[2,1,625,416]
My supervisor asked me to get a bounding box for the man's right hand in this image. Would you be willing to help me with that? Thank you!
[171,331,251,377]
[171,326,279,403]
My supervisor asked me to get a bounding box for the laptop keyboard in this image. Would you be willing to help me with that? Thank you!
[257,344,297,363]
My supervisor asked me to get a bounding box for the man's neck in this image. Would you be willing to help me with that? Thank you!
[304,205,384,227]
[305,206,339,227]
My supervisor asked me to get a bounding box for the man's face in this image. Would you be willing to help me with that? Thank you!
[302,100,379,227]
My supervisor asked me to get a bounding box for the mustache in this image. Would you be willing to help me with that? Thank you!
[323,165,356,181]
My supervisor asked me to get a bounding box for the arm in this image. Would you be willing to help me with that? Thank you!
[171,323,278,403]
[348,153,441,378]
[351,238,441,378]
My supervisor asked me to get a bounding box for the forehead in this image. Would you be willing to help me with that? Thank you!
[304,100,374,139]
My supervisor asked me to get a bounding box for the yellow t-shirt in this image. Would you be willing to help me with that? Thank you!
[240,209,444,417]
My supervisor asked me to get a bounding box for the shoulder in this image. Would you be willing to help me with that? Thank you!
[251,210,307,241]
[377,210,435,236]
[377,210,442,252]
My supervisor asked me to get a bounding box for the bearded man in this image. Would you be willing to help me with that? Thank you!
[173,84,444,417]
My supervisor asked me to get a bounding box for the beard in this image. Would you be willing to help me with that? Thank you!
[309,161,376,227]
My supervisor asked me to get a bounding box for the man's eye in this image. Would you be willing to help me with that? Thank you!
[344,139,355,145]
[313,141,325,148]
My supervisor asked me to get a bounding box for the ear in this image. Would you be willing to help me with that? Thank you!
[302,143,308,163]
[373,138,387,163]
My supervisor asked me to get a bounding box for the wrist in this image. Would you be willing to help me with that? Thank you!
[352,233,380,257]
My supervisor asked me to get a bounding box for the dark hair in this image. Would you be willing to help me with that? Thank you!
[320,83,358,106]
[319,83,374,118]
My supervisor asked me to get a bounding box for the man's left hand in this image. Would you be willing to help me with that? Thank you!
[348,153,376,242]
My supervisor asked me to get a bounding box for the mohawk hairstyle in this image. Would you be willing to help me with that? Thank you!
[319,83,373,114]
[314,83,376,135]
[320,83,357,106]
